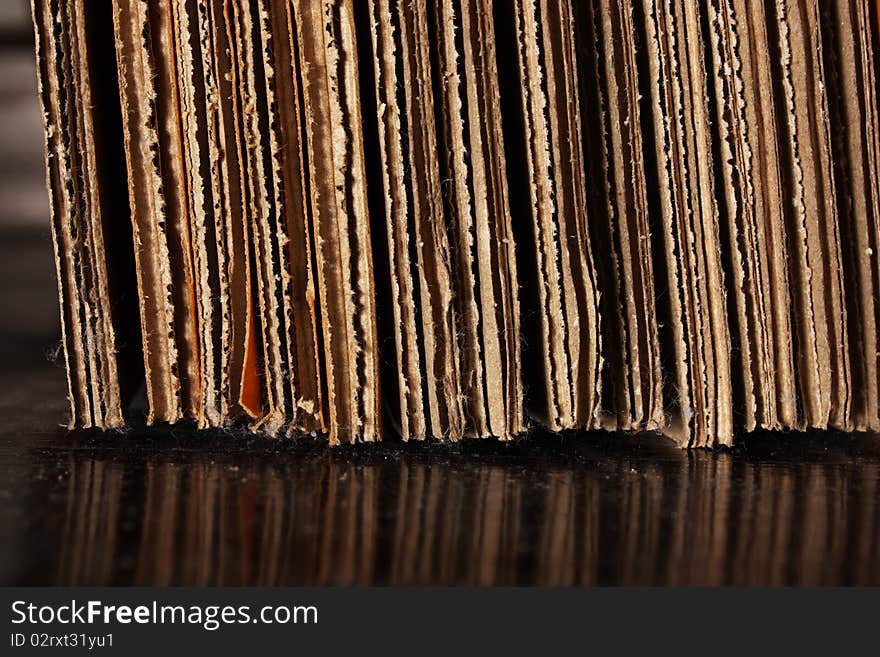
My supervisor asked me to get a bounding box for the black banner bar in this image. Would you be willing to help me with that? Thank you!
[1,588,876,655]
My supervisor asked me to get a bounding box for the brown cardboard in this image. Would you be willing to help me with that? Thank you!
[290,0,381,444]
[365,0,428,440]
[266,0,324,434]
[198,0,252,424]
[821,0,880,431]
[112,0,186,424]
[398,0,466,440]
[511,0,601,430]
[578,0,664,432]
[32,0,880,448]
[33,0,93,427]
[772,0,849,430]
[170,0,223,428]
[431,0,524,439]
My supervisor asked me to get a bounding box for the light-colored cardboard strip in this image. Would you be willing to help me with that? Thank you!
[478,0,524,436]
[459,0,523,438]
[638,0,693,444]
[399,0,465,439]
[112,0,184,424]
[722,0,780,430]
[545,0,602,429]
[768,1,815,431]
[62,0,146,429]
[229,0,291,434]
[170,0,223,428]
[725,0,799,430]
[432,0,488,437]
[593,0,664,431]
[268,0,324,434]
[63,1,121,428]
[57,1,109,428]
[680,0,733,446]
[821,0,880,431]
[72,0,148,428]
[291,0,356,442]
[32,0,93,428]
[219,0,264,421]
[577,0,632,430]
[705,0,760,432]
[800,0,850,430]
[290,0,381,444]
[199,0,251,423]
[621,0,665,434]
[600,0,644,430]
[255,0,325,435]
[148,0,203,421]
[365,0,427,441]
[771,0,846,430]
[335,0,383,441]
[639,0,732,446]
[627,1,666,433]
[511,0,574,431]
[650,0,717,446]
[673,0,724,446]
[513,0,602,430]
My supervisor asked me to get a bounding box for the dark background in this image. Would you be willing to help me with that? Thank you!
[1,4,878,586]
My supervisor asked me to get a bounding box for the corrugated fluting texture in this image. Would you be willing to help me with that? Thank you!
[32,0,880,446]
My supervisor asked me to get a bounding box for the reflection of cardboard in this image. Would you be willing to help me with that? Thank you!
[50,443,880,585]
[32,0,880,446]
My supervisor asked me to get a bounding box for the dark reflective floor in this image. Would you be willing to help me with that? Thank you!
[1,230,879,586]
[2,428,878,586]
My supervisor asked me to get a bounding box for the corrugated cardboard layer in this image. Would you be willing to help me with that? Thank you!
[578,0,664,433]
[431,0,523,439]
[34,0,141,430]
[32,0,880,447]
[290,0,381,444]
[509,0,602,432]
[266,0,324,435]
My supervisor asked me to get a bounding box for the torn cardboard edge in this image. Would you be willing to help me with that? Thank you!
[33,0,880,447]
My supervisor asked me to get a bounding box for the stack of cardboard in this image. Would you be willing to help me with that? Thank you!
[32,0,880,446]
